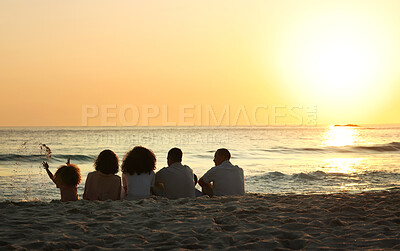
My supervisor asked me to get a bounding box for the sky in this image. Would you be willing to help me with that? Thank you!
[1,0,399,126]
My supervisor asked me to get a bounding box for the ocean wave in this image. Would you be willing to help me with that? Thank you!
[0,154,95,163]
[353,142,400,152]
[248,170,400,182]
[262,142,400,154]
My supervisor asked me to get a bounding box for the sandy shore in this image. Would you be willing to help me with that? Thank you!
[1,190,400,250]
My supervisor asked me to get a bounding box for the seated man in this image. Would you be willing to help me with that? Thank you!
[199,148,245,197]
[154,148,196,199]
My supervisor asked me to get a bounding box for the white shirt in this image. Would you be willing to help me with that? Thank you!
[123,171,155,200]
[155,162,195,199]
[201,160,245,196]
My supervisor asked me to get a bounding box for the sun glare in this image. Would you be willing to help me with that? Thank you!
[277,7,397,110]
[322,126,361,147]
[323,157,363,174]
[301,37,374,97]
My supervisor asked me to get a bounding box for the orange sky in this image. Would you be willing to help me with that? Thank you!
[1,0,399,126]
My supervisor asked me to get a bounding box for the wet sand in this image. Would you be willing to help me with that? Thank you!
[1,190,400,250]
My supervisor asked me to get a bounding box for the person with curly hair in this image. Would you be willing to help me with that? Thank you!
[42,158,81,202]
[121,146,156,200]
[83,150,121,201]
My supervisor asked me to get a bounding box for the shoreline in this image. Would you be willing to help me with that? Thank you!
[3,186,400,204]
[1,190,400,250]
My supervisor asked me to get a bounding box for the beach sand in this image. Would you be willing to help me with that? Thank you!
[1,190,400,250]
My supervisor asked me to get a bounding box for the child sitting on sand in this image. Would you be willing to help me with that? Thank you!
[83,150,121,201]
[43,158,81,202]
[121,146,156,200]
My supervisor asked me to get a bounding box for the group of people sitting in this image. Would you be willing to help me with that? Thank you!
[42,147,245,202]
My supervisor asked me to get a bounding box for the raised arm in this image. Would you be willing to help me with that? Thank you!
[42,161,56,185]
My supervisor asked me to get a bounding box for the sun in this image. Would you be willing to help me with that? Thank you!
[276,7,396,108]
[302,38,372,95]
[296,27,382,101]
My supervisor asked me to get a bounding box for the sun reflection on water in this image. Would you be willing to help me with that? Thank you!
[320,157,369,192]
[322,157,363,174]
[322,125,362,147]
[321,126,365,175]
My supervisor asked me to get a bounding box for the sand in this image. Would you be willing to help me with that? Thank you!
[1,190,400,250]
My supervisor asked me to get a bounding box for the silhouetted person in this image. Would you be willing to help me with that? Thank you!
[154,148,197,198]
[121,146,156,200]
[83,150,121,201]
[42,158,81,202]
[199,148,245,197]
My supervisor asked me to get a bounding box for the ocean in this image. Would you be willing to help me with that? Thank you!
[0,125,399,201]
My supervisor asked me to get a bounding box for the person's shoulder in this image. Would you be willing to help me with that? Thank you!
[156,168,169,179]
[111,174,121,185]
[86,171,97,178]
[232,163,242,169]
[231,163,243,170]
[156,167,168,174]
[231,163,243,172]
[206,165,220,173]
[223,160,240,168]
[201,166,218,181]
[182,164,194,171]
[228,163,244,175]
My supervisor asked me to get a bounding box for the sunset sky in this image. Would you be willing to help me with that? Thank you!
[1,0,399,126]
